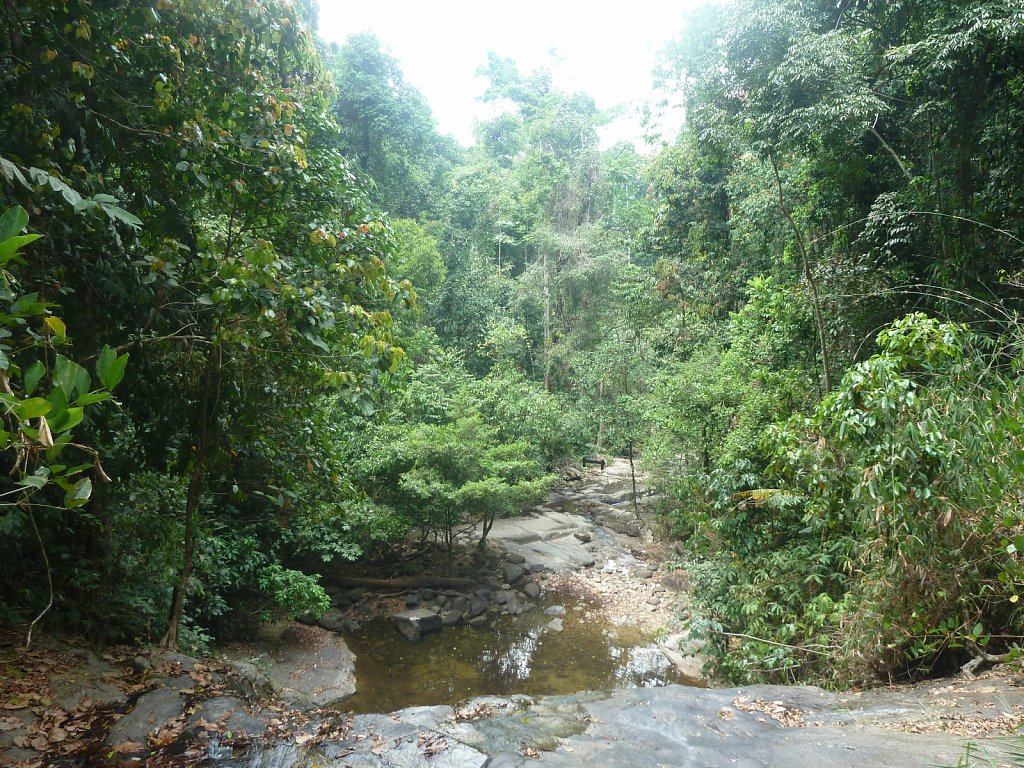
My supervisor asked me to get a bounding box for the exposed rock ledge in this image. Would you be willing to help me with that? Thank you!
[222,676,1024,768]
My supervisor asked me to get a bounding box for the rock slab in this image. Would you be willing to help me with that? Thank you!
[393,608,443,643]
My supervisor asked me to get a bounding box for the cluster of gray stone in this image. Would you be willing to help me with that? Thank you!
[391,558,550,642]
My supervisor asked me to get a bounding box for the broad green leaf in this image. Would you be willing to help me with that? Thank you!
[0,159,28,190]
[75,392,110,406]
[0,206,28,242]
[16,397,52,420]
[64,477,92,508]
[47,386,68,423]
[16,469,50,489]
[54,354,90,399]
[49,406,84,434]
[0,233,41,265]
[96,346,128,390]
[98,201,143,230]
[24,361,45,395]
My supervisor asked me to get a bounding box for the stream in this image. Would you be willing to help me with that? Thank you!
[341,594,686,713]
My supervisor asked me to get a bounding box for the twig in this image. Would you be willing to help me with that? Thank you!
[24,505,53,650]
[719,630,833,656]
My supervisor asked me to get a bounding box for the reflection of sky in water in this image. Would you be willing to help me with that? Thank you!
[484,627,543,682]
[616,646,674,686]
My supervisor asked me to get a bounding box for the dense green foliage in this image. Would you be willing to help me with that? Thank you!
[2,0,1022,688]
[645,0,1024,684]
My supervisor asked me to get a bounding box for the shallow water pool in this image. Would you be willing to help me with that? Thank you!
[339,594,692,713]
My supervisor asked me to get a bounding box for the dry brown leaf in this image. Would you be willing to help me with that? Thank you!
[111,739,145,754]
[370,734,389,755]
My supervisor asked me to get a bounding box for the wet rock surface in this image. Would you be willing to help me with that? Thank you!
[218,623,357,708]
[222,677,1024,768]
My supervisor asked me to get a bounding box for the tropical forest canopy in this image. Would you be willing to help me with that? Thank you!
[2,0,1024,685]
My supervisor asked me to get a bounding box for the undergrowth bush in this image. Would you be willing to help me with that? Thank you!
[671,313,1024,685]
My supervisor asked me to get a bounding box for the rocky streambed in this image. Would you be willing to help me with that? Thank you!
[5,460,1024,767]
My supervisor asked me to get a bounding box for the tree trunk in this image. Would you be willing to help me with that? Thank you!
[543,250,551,392]
[770,155,832,395]
[628,440,639,520]
[161,344,221,649]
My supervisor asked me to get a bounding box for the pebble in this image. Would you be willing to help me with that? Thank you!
[543,605,566,616]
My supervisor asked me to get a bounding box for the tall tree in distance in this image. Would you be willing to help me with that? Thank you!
[325,33,459,219]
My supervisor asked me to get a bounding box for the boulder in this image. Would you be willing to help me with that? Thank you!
[543,605,566,617]
[574,531,592,543]
[506,552,526,565]
[187,695,265,739]
[523,582,541,599]
[317,608,348,632]
[660,572,691,592]
[468,596,488,618]
[544,618,564,633]
[246,626,357,707]
[502,564,527,584]
[105,687,184,748]
[49,651,129,711]
[441,610,463,626]
[393,608,443,643]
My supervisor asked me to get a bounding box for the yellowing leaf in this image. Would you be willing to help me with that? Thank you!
[44,316,67,338]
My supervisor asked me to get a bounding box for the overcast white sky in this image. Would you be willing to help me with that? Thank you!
[316,1,713,149]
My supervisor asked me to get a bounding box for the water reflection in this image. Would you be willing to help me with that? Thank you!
[340,595,686,713]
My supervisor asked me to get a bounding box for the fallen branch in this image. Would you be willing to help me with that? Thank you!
[719,630,833,656]
[963,638,1016,678]
[330,575,474,591]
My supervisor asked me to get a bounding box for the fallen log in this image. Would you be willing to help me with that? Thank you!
[330,575,474,591]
